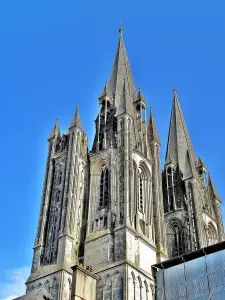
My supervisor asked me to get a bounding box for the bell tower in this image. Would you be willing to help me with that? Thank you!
[84,27,167,300]
[162,89,224,258]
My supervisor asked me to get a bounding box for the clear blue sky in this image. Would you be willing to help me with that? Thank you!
[1,1,225,298]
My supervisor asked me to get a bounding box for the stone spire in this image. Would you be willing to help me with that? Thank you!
[48,117,60,141]
[98,81,112,100]
[165,89,197,177]
[147,106,161,144]
[108,26,136,115]
[69,105,83,130]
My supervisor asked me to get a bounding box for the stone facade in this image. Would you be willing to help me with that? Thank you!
[162,90,224,258]
[15,27,224,300]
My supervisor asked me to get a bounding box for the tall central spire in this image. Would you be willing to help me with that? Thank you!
[108,26,137,115]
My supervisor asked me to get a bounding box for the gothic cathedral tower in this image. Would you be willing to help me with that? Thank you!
[84,27,167,300]
[23,27,167,300]
[162,89,224,258]
[26,109,89,298]
[18,27,224,300]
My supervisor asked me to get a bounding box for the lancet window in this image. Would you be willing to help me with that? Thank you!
[171,224,184,257]
[167,167,175,211]
[206,222,218,246]
[138,170,144,213]
[99,167,109,208]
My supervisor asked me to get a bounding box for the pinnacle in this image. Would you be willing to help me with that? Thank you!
[208,173,221,201]
[98,81,112,100]
[69,105,83,130]
[147,106,161,144]
[196,157,206,169]
[134,87,146,105]
[48,117,60,141]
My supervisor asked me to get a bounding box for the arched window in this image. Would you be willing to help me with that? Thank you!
[188,182,199,250]
[138,276,142,300]
[99,168,109,208]
[131,272,136,300]
[167,167,175,211]
[138,171,144,213]
[139,175,143,212]
[172,225,183,257]
[206,223,218,246]
[144,280,149,300]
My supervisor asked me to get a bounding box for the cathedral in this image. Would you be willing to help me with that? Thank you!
[16,27,224,300]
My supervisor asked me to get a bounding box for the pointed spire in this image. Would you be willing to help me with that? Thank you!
[165,89,197,178]
[48,117,60,141]
[196,157,206,169]
[134,87,146,105]
[69,105,83,130]
[98,81,112,100]
[208,173,221,201]
[108,26,136,115]
[147,105,161,145]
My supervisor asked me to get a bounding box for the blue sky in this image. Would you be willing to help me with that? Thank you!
[1,1,225,298]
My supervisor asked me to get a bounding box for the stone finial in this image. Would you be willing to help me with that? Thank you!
[119,20,123,34]
[48,117,60,141]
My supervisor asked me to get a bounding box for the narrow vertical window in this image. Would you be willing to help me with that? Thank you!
[167,167,175,211]
[138,171,144,213]
[104,168,109,206]
[139,176,143,212]
[172,225,183,257]
[99,167,109,208]
[99,171,104,207]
